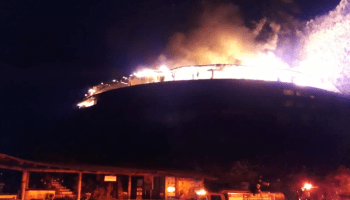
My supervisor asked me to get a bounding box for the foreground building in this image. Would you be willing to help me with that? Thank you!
[0,154,213,200]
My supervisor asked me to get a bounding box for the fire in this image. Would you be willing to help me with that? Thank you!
[134,69,159,78]
[88,88,96,96]
[196,189,207,196]
[167,187,175,193]
[302,183,313,191]
[297,0,350,92]
[77,98,96,108]
[128,51,340,93]
[77,0,350,108]
[78,53,340,108]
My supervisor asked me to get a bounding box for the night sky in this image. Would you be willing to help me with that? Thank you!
[0,0,344,167]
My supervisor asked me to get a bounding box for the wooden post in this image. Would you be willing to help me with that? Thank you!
[21,171,28,200]
[77,173,82,200]
[150,176,154,199]
[26,172,30,189]
[128,175,132,199]
[118,176,123,199]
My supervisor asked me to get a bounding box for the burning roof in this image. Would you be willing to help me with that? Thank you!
[77,62,340,108]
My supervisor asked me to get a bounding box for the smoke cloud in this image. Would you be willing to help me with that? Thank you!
[150,1,302,69]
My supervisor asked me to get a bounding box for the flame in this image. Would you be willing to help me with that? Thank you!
[159,65,170,72]
[124,2,342,93]
[77,98,95,108]
[78,0,350,108]
[297,0,350,92]
[167,187,175,193]
[79,51,340,109]
[134,69,159,78]
[88,88,96,95]
[302,183,314,191]
[196,189,207,196]
[129,52,339,93]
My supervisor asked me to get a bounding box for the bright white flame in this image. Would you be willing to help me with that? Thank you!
[134,69,158,77]
[196,189,207,196]
[160,65,170,72]
[130,53,338,92]
[302,183,313,191]
[167,187,175,193]
[88,88,96,95]
[77,99,95,108]
[79,49,343,109]
[128,52,339,93]
[297,0,350,92]
[244,52,289,69]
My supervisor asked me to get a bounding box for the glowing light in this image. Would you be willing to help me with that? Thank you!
[80,57,340,107]
[126,52,339,93]
[159,65,170,72]
[167,187,175,193]
[77,99,95,108]
[112,79,116,82]
[79,51,340,109]
[302,183,313,191]
[77,0,350,109]
[88,88,96,95]
[297,0,350,92]
[196,189,207,196]
[134,69,158,78]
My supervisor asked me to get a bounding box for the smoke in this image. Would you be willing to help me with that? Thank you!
[151,1,302,69]
[158,3,259,68]
[296,0,350,93]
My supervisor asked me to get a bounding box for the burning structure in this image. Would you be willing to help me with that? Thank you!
[78,0,350,108]
[77,63,340,108]
[69,2,350,198]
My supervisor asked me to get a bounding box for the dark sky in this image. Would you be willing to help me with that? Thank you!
[0,0,343,163]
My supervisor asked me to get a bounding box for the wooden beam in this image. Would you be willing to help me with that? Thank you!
[26,172,30,189]
[0,154,217,180]
[0,164,217,180]
[77,173,82,200]
[0,164,158,175]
